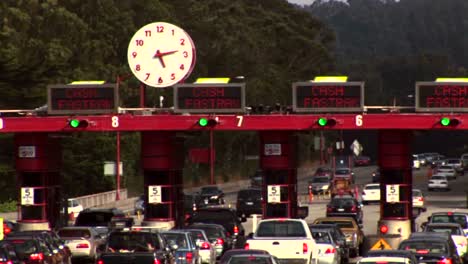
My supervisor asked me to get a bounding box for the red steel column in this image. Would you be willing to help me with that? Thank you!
[141,131,184,229]
[15,133,61,231]
[259,131,297,219]
[378,130,413,240]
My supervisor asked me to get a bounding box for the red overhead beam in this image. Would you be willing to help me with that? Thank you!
[0,113,466,133]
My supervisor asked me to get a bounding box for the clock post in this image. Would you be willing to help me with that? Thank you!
[127,22,196,228]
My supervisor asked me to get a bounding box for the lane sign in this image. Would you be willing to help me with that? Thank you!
[268,185,281,203]
[21,187,34,205]
[264,144,281,156]
[148,185,162,204]
[386,184,400,203]
[370,238,392,250]
[18,146,36,158]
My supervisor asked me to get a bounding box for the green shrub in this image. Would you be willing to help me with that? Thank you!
[0,200,17,212]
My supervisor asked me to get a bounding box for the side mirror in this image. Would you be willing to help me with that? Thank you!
[240,216,247,223]
[247,232,254,239]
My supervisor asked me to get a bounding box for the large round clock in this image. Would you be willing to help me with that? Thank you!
[127,22,196,88]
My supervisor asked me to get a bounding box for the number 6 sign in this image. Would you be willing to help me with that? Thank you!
[148,185,162,204]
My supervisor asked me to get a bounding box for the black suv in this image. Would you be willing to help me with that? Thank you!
[198,186,225,207]
[75,208,125,239]
[398,232,462,264]
[236,188,262,217]
[326,195,363,224]
[187,207,247,248]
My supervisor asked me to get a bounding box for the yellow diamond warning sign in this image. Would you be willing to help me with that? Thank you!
[370,238,392,250]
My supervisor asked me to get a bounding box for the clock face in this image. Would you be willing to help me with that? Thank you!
[127,22,196,88]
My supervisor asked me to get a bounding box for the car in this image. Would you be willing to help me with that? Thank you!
[461,153,468,171]
[412,189,426,212]
[371,169,380,183]
[398,232,462,264]
[365,249,418,264]
[430,154,446,168]
[412,155,421,169]
[5,232,65,264]
[74,208,125,240]
[444,158,464,174]
[361,183,380,204]
[326,195,363,224]
[427,174,450,191]
[313,217,364,257]
[314,167,334,177]
[0,240,23,264]
[176,228,216,264]
[58,226,106,263]
[354,155,371,166]
[334,168,354,183]
[184,193,201,217]
[423,223,468,260]
[187,207,247,249]
[423,212,468,237]
[160,230,202,264]
[198,186,225,207]
[308,224,350,264]
[186,223,233,258]
[14,230,73,264]
[236,188,262,218]
[330,178,354,198]
[435,165,457,180]
[134,195,145,215]
[358,256,412,264]
[309,175,332,195]
[219,249,273,264]
[250,170,263,188]
[413,154,427,166]
[310,228,342,264]
[68,199,83,220]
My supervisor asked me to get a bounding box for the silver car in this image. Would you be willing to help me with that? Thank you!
[58,226,105,263]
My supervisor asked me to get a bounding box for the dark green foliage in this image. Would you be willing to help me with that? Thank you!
[0,0,334,197]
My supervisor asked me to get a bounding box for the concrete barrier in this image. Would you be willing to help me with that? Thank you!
[73,189,128,209]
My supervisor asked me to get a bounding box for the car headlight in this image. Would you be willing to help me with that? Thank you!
[321,185,329,190]
[211,195,218,199]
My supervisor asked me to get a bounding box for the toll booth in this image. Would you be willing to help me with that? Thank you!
[376,130,413,249]
[141,132,184,230]
[15,133,62,231]
[259,131,298,218]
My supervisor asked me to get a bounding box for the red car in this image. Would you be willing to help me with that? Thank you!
[354,155,371,166]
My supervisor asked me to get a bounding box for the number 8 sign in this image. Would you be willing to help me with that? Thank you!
[148,185,162,204]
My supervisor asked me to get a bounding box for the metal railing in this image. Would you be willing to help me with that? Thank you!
[71,189,128,209]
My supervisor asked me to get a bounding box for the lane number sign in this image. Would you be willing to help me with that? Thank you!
[21,187,34,205]
[267,185,281,203]
[386,184,400,203]
[18,146,36,158]
[148,185,162,204]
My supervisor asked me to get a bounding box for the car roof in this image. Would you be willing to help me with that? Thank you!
[195,207,236,213]
[314,217,357,223]
[426,222,462,228]
[431,212,468,216]
[366,250,416,258]
[359,256,411,263]
[365,183,380,187]
[408,232,452,240]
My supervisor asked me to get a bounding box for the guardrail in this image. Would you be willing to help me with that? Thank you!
[71,189,128,209]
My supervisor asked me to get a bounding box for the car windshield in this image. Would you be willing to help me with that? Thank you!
[201,187,219,194]
[238,189,261,198]
[439,166,453,170]
[58,229,91,238]
[75,212,115,226]
[316,220,355,229]
[412,190,422,197]
[8,239,38,258]
[431,176,445,180]
[312,177,329,183]
[160,233,189,250]
[331,198,356,207]
[316,168,331,174]
[399,241,447,254]
[447,159,460,164]
[189,226,223,241]
[108,232,160,251]
[311,231,332,244]
[191,211,235,226]
[425,226,462,235]
[335,169,350,175]
[228,255,273,264]
[256,221,306,237]
[431,215,468,228]
[365,185,380,190]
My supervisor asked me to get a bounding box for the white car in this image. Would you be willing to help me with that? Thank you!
[311,229,341,264]
[435,165,457,180]
[427,174,449,191]
[361,183,380,204]
[358,256,411,264]
[68,199,84,219]
[412,189,425,209]
[444,158,464,174]
[183,229,216,264]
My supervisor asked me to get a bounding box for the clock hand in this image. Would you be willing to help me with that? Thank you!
[156,50,178,57]
[153,50,167,68]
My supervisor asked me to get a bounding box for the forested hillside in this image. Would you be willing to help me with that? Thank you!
[0,0,334,198]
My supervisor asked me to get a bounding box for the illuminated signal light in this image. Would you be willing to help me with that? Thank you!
[198,118,218,127]
[380,224,389,234]
[440,117,460,127]
[317,117,336,127]
[69,119,89,128]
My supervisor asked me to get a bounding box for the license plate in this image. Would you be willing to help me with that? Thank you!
[246,202,253,205]
[338,208,345,212]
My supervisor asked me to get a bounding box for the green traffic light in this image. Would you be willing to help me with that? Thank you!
[440,117,451,126]
[198,118,208,127]
[70,119,80,128]
[318,118,328,126]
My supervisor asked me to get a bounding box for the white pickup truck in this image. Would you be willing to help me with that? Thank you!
[245,218,318,264]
